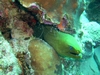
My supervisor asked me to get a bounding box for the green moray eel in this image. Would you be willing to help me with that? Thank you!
[42,26,82,59]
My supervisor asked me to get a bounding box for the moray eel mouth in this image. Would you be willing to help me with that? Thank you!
[58,51,82,59]
[70,52,80,56]
[66,50,82,59]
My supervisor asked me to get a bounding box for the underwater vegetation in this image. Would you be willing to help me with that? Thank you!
[0,0,100,75]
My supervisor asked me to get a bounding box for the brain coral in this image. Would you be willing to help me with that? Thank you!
[28,38,61,75]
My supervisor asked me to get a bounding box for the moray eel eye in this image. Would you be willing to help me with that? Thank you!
[69,46,74,50]
[69,46,79,55]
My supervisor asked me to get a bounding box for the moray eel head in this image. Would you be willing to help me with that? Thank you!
[60,40,82,59]
[53,33,82,59]
[43,26,82,59]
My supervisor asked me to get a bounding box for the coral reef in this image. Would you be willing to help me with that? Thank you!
[19,0,84,29]
[0,0,35,75]
[78,10,100,58]
[10,37,34,75]
[0,0,100,75]
[28,38,61,75]
[0,32,22,75]
[80,21,100,58]
[81,22,100,46]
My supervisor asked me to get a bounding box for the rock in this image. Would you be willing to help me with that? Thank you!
[78,22,100,58]
[79,22,100,50]
[83,41,94,57]
[28,38,61,75]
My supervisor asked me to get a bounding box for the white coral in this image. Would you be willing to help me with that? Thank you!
[0,32,22,75]
[82,22,100,42]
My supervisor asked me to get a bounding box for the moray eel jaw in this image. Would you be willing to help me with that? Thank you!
[68,50,82,59]
[67,46,82,59]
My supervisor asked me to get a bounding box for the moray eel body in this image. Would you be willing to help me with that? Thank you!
[43,26,82,59]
